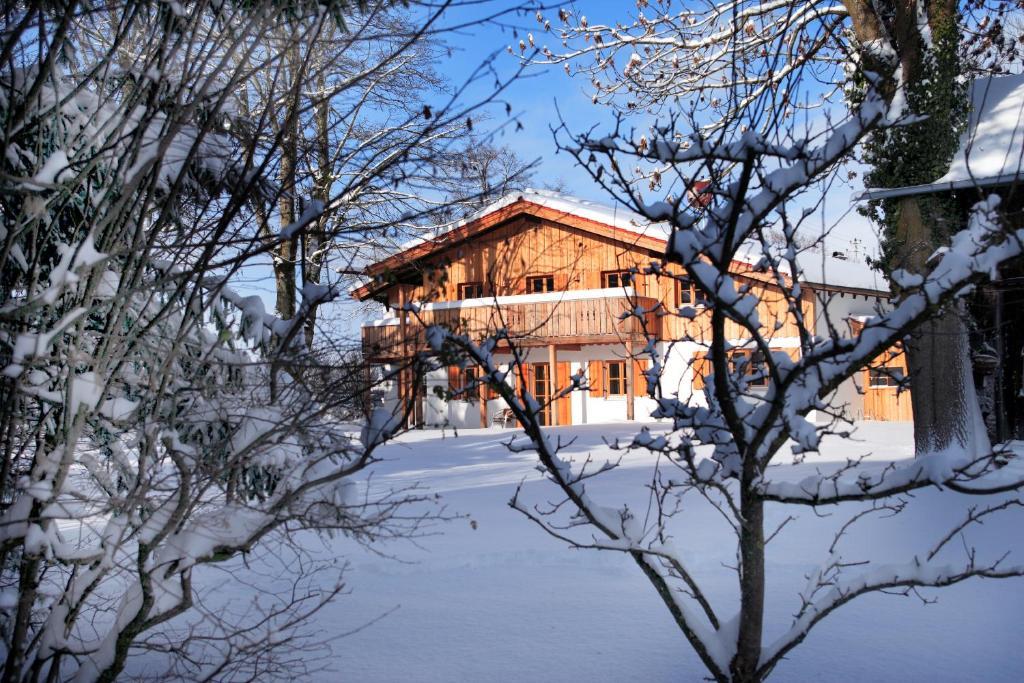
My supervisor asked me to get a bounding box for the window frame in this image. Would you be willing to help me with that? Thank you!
[606,360,627,396]
[458,281,485,299]
[526,274,555,293]
[676,276,708,307]
[458,366,480,402]
[730,349,768,387]
[602,270,633,289]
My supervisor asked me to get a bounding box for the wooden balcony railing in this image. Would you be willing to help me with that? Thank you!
[362,290,662,361]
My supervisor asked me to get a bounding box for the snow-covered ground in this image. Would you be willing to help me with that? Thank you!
[157,422,1024,681]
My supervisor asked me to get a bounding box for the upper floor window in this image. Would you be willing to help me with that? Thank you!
[602,270,633,288]
[606,360,627,395]
[677,276,708,307]
[730,350,767,387]
[458,282,485,299]
[526,274,555,293]
[869,366,905,388]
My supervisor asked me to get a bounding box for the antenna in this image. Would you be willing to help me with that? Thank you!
[850,237,863,260]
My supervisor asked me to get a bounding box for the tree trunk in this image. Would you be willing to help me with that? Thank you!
[304,87,331,348]
[276,125,297,320]
[895,197,990,455]
[732,492,765,682]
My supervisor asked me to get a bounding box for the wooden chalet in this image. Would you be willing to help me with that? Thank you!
[353,189,909,428]
[863,74,1024,441]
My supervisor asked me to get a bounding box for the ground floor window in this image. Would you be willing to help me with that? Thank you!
[531,363,552,426]
[606,360,627,395]
[729,350,767,387]
[448,366,479,400]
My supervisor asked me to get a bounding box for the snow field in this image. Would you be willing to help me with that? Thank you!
[143,422,1024,682]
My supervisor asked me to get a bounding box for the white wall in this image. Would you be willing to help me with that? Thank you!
[812,290,888,422]
[424,366,448,427]
[447,400,482,429]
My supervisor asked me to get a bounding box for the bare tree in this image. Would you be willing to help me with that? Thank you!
[223,5,536,349]
[420,11,1024,682]
[0,0,530,679]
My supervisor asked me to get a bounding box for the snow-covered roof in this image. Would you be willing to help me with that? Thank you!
[862,74,1024,200]
[790,247,887,293]
[397,188,672,251]
[355,188,886,296]
[506,188,674,241]
[507,190,886,293]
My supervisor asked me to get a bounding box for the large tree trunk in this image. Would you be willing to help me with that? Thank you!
[905,313,988,455]
[896,197,990,455]
[846,0,978,455]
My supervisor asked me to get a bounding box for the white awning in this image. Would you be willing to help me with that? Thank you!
[861,74,1024,201]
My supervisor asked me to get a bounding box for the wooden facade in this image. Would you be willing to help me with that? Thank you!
[849,319,914,422]
[354,194,910,427]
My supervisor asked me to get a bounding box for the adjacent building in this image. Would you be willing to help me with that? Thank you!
[862,74,1024,441]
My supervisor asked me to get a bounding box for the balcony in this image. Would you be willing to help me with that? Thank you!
[361,288,662,361]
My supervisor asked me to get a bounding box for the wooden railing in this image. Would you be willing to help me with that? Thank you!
[362,293,662,361]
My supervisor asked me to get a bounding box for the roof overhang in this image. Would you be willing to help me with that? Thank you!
[860,74,1024,202]
[859,173,1021,201]
[350,198,669,301]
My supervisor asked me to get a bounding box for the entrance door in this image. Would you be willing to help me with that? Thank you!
[530,363,552,426]
[528,362,572,426]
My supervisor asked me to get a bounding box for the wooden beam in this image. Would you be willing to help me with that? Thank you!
[548,343,558,426]
[479,378,488,428]
[626,340,635,421]
[398,286,410,428]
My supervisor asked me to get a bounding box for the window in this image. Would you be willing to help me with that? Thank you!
[449,366,478,398]
[730,350,767,387]
[602,270,633,288]
[677,277,707,307]
[526,274,555,293]
[869,366,905,388]
[458,282,484,299]
[606,360,627,396]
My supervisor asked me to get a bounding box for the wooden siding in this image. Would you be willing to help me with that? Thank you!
[394,215,664,304]
[658,273,816,344]
[862,342,914,422]
[847,319,914,422]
